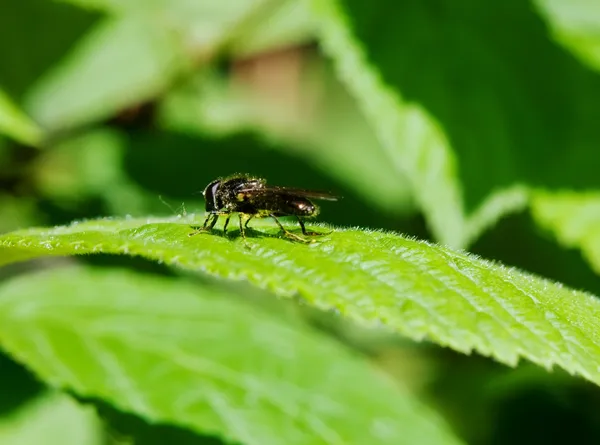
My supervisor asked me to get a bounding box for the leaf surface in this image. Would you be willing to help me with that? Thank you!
[1,216,600,387]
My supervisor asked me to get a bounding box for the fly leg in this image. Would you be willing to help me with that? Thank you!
[238,213,254,248]
[189,213,218,237]
[271,214,310,243]
[223,216,231,234]
[296,216,331,236]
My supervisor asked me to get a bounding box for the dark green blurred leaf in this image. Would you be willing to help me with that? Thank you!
[309,0,600,247]
[0,0,100,101]
[0,352,43,416]
[429,355,600,445]
[488,373,600,445]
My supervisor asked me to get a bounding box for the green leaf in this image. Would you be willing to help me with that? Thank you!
[531,190,600,275]
[0,267,463,445]
[307,0,465,247]
[0,392,102,445]
[0,90,42,146]
[1,216,600,388]
[534,0,600,71]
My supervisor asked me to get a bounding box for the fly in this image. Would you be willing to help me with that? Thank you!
[189,174,340,243]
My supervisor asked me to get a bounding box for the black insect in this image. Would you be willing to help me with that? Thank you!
[190,174,339,243]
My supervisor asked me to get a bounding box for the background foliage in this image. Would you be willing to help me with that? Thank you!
[2,0,600,444]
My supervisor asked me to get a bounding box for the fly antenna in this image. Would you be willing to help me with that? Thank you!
[158,195,187,217]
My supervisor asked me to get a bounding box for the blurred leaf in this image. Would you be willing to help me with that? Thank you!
[0,267,464,445]
[24,17,186,131]
[160,63,414,214]
[32,128,153,216]
[28,0,311,132]
[0,195,40,234]
[534,0,600,71]
[0,392,102,445]
[0,90,42,146]
[531,190,600,275]
[33,129,124,199]
[57,0,298,58]
[228,0,316,56]
[1,217,600,388]
[307,0,465,247]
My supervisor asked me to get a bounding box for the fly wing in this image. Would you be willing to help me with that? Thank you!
[237,186,340,201]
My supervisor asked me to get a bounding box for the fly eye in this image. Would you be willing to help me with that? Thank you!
[203,180,220,198]
[203,180,222,211]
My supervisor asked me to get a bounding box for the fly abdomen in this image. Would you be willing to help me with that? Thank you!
[255,194,318,217]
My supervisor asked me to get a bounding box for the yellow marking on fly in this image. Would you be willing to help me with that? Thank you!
[236,193,246,201]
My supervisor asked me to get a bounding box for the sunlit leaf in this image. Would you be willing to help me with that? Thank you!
[1,216,600,388]
[0,267,464,445]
